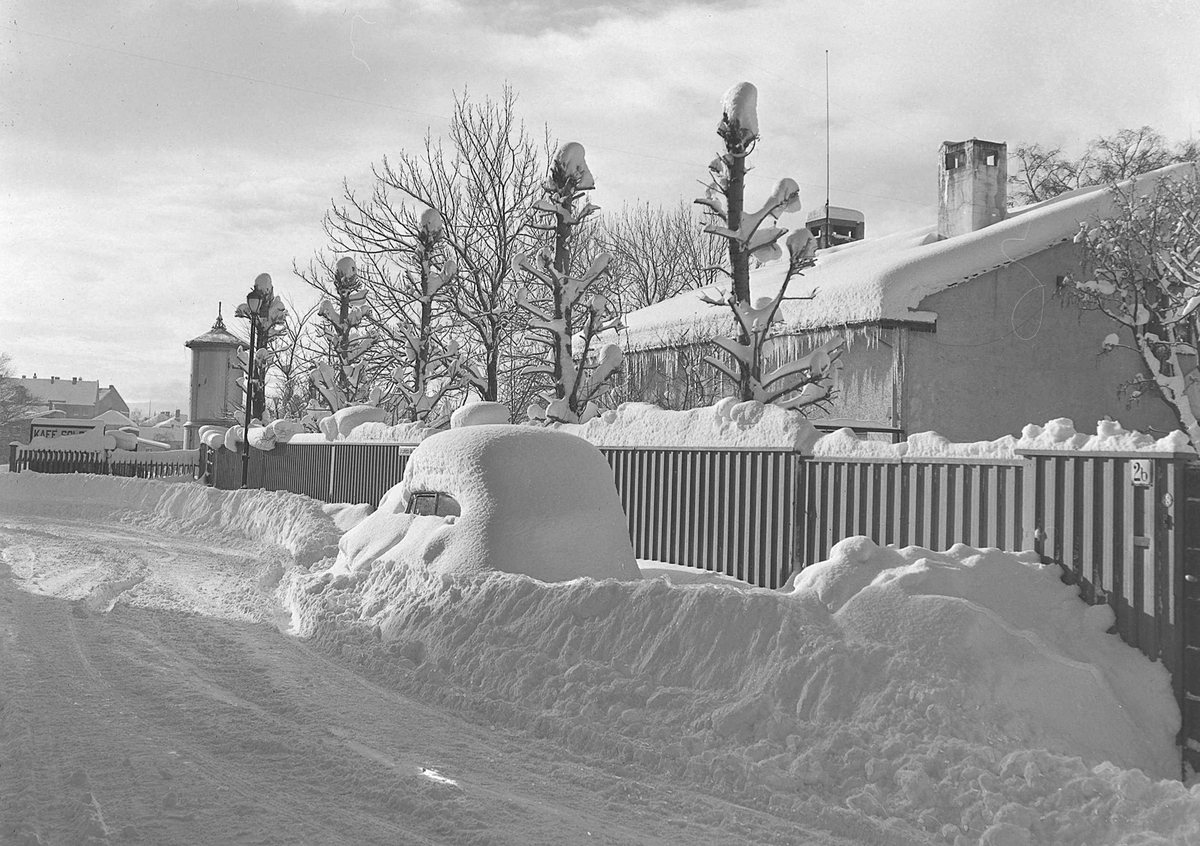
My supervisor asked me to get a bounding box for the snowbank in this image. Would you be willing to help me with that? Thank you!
[0,473,341,567]
[813,417,1194,460]
[336,425,639,582]
[5,474,1197,842]
[287,535,1195,843]
[557,399,821,450]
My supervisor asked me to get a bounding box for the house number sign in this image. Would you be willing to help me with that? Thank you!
[1130,459,1153,487]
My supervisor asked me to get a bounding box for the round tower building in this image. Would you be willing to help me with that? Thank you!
[184,310,243,449]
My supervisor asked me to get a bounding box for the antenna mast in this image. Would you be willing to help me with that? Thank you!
[824,49,831,250]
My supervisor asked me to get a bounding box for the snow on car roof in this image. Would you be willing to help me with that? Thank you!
[397,424,640,582]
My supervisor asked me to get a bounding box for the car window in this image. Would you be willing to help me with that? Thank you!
[406,491,461,518]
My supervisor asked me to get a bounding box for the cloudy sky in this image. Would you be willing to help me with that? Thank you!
[2,0,1198,415]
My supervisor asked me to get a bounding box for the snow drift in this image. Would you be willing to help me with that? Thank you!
[0,473,341,567]
[5,475,1199,843]
[285,534,1196,843]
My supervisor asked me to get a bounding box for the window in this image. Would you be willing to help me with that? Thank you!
[945,151,964,170]
[406,491,462,518]
[984,151,998,167]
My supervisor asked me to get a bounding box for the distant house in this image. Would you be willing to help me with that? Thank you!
[617,143,1197,442]
[17,375,102,418]
[4,375,133,449]
[96,384,130,417]
[16,375,130,419]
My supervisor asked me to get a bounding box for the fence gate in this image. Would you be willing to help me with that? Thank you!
[1181,464,1200,776]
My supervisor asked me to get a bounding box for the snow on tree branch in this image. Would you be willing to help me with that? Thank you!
[1068,170,1200,446]
[694,82,842,411]
[309,257,380,413]
[513,142,624,424]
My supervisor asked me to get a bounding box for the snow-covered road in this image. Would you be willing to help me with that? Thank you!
[0,513,868,846]
[5,474,1200,845]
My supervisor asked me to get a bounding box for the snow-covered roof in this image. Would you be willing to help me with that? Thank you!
[93,409,135,425]
[186,313,243,348]
[618,162,1197,352]
[19,376,99,406]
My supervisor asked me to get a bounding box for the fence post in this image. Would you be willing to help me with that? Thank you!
[8,442,17,473]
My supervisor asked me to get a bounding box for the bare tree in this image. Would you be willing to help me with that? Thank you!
[1008,143,1088,205]
[1010,127,1196,205]
[0,353,37,427]
[591,200,727,313]
[1087,126,1174,184]
[264,297,319,422]
[326,86,546,412]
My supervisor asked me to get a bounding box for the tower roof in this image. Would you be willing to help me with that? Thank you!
[186,310,243,348]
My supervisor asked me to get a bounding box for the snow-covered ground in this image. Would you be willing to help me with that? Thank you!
[3,473,1200,845]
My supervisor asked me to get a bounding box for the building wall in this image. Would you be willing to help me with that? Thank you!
[621,329,898,424]
[903,240,1177,441]
[96,386,130,415]
[190,346,240,424]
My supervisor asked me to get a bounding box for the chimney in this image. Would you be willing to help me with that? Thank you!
[72,376,78,384]
[938,138,1007,239]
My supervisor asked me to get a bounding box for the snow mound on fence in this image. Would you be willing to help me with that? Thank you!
[813,417,1194,459]
[556,399,821,449]
[286,535,1193,843]
[284,421,434,445]
[0,474,341,567]
[1017,417,1193,453]
[343,421,434,443]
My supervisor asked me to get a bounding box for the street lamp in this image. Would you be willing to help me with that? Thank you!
[239,274,272,489]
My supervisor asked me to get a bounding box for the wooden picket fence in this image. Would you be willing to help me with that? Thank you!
[8,444,202,481]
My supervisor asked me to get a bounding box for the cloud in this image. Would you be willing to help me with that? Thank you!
[2,0,1198,410]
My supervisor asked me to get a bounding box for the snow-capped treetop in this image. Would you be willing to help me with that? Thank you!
[335,256,357,279]
[550,141,595,192]
[419,208,445,238]
[719,81,759,144]
[253,272,273,293]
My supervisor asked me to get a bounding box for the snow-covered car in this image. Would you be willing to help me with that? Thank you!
[340,422,640,582]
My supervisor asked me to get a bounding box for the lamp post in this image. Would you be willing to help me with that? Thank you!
[238,275,270,489]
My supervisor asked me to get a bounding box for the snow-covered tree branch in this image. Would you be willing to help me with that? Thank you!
[1068,169,1200,445]
[306,257,378,413]
[513,142,624,424]
[381,208,477,427]
[694,81,842,409]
